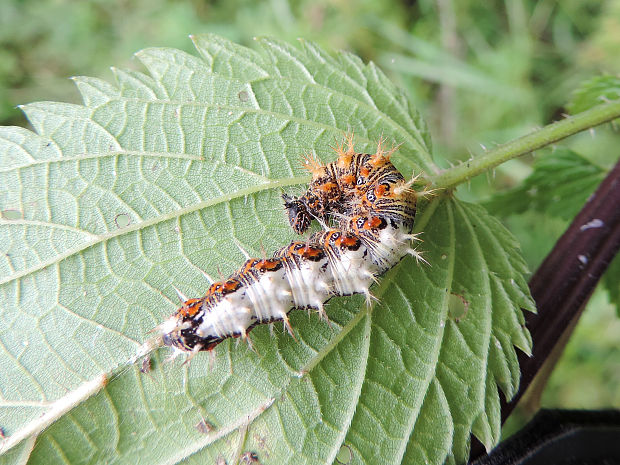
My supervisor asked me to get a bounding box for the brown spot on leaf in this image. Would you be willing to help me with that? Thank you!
[194,418,214,434]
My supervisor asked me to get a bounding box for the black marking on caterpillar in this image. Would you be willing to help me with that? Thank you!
[157,136,423,356]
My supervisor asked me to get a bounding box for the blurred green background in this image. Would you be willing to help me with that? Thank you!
[2,0,618,436]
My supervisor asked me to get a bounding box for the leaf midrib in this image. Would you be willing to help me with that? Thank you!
[394,198,451,465]
[0,176,307,286]
[452,201,494,439]
[0,150,209,173]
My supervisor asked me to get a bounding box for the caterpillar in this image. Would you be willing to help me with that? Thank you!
[157,137,423,356]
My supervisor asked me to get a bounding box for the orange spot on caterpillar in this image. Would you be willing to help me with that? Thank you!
[179,298,203,317]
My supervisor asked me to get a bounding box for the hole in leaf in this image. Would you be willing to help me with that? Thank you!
[1,209,22,220]
[114,213,131,228]
[194,418,214,434]
[238,90,249,102]
[335,444,353,464]
[448,293,469,322]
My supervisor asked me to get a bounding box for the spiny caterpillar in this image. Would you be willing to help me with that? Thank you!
[157,136,424,356]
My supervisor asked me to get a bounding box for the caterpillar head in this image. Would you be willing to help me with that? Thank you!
[282,193,312,234]
[159,298,219,353]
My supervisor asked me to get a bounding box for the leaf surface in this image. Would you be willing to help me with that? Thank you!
[603,255,620,316]
[0,35,532,464]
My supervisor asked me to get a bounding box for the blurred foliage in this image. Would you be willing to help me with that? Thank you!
[0,0,412,126]
[484,148,606,220]
[542,290,620,408]
[2,0,619,448]
[568,75,620,113]
[603,255,620,316]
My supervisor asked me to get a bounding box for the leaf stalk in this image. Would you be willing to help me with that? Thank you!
[430,100,620,190]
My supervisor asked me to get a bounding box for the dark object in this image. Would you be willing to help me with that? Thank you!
[472,409,620,465]
[282,193,312,234]
[140,355,151,374]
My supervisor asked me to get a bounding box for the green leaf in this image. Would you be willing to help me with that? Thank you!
[0,34,532,464]
[484,149,606,220]
[568,75,620,114]
[602,254,620,317]
[339,200,534,465]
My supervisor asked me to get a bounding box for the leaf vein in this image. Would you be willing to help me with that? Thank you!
[0,176,306,286]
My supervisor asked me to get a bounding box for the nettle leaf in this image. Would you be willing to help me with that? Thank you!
[568,75,620,114]
[485,149,606,221]
[603,255,620,316]
[0,34,532,464]
[485,147,620,314]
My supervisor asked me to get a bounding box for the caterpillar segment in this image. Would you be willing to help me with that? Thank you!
[158,139,422,354]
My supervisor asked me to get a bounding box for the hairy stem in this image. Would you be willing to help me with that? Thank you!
[430,100,620,190]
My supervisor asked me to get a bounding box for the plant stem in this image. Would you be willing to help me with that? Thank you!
[430,100,620,190]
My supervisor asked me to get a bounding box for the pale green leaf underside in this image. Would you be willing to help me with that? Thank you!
[0,35,532,464]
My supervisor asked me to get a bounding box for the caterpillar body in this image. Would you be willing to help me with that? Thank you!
[158,138,422,355]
